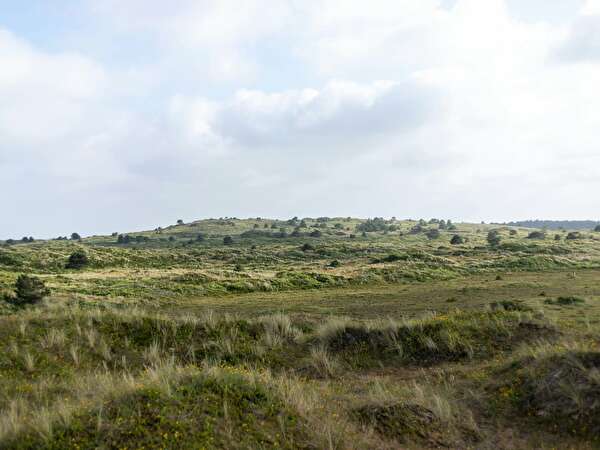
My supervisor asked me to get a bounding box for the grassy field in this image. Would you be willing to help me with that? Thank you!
[1,217,599,449]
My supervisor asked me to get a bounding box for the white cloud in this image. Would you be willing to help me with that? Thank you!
[581,0,600,15]
[2,1,600,237]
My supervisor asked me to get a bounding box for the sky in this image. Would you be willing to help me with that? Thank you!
[1,0,600,238]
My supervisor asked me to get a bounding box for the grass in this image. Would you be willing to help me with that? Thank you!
[1,217,600,448]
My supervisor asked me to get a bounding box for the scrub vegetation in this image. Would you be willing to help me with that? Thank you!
[1,217,599,448]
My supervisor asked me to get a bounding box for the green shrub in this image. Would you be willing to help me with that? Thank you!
[450,235,464,245]
[10,274,50,306]
[66,249,89,269]
[426,229,440,240]
[544,296,585,306]
[527,231,546,240]
[487,230,501,246]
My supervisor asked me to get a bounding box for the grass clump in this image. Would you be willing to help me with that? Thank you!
[315,310,552,367]
[3,366,313,450]
[495,342,600,439]
[354,403,444,447]
[489,300,532,312]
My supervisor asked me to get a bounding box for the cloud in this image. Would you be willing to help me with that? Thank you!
[2,1,600,237]
[0,29,107,146]
[555,14,600,63]
[170,80,437,152]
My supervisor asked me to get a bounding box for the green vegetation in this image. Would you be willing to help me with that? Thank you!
[0,217,599,448]
[6,275,50,307]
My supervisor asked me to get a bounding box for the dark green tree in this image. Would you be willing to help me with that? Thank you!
[12,275,50,306]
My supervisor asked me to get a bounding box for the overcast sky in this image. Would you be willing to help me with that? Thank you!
[1,0,600,238]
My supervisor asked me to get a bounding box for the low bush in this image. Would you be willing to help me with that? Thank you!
[544,296,585,306]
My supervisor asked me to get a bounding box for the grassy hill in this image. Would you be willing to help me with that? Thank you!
[0,217,599,448]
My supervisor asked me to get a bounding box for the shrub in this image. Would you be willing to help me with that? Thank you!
[117,234,131,244]
[177,219,184,225]
[487,230,501,246]
[544,296,585,306]
[509,229,518,236]
[409,225,423,234]
[328,260,341,268]
[66,250,89,269]
[594,225,600,232]
[309,230,322,238]
[426,229,440,240]
[356,218,390,233]
[450,235,464,245]
[71,232,81,240]
[196,233,205,242]
[223,236,234,245]
[565,232,582,240]
[11,275,50,306]
[301,243,314,252]
[527,231,546,240]
[554,234,561,241]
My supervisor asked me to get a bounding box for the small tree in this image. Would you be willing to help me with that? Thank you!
[450,234,464,245]
[487,230,501,246]
[12,275,50,307]
[66,250,89,269]
[177,219,184,225]
[309,230,322,238]
[594,225,600,232]
[223,236,233,245]
[509,229,518,236]
[71,233,81,240]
